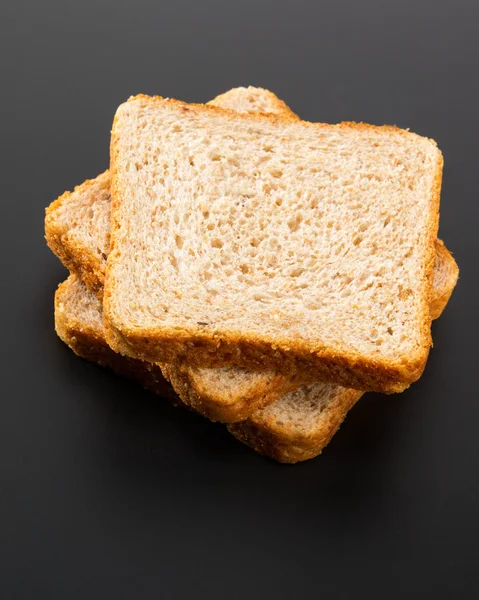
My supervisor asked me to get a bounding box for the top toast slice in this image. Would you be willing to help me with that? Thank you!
[105,95,443,393]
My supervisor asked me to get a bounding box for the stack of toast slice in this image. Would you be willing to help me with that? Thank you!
[46,87,458,463]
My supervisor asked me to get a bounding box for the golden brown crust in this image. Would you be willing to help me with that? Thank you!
[45,174,109,300]
[105,94,444,394]
[416,149,444,365]
[104,323,423,394]
[430,239,459,320]
[160,362,299,423]
[46,224,104,299]
[124,95,442,141]
[209,87,300,121]
[228,389,363,463]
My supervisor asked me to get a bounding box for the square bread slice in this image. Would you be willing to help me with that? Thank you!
[105,95,443,393]
[55,240,457,461]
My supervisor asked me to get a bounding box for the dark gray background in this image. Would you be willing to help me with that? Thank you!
[2,0,478,598]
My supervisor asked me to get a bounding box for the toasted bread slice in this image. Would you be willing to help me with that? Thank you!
[106,95,443,392]
[46,87,452,417]
[55,244,457,461]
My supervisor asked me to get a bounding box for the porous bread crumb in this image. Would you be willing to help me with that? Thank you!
[106,95,443,391]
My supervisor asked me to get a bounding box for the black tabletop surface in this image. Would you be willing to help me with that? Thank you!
[3,1,478,598]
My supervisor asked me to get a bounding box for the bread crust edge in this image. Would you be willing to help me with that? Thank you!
[228,389,363,463]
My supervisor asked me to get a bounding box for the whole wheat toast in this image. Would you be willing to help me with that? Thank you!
[46,87,455,421]
[106,95,443,392]
[55,244,457,462]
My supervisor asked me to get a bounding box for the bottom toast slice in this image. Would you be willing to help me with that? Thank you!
[55,250,457,462]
